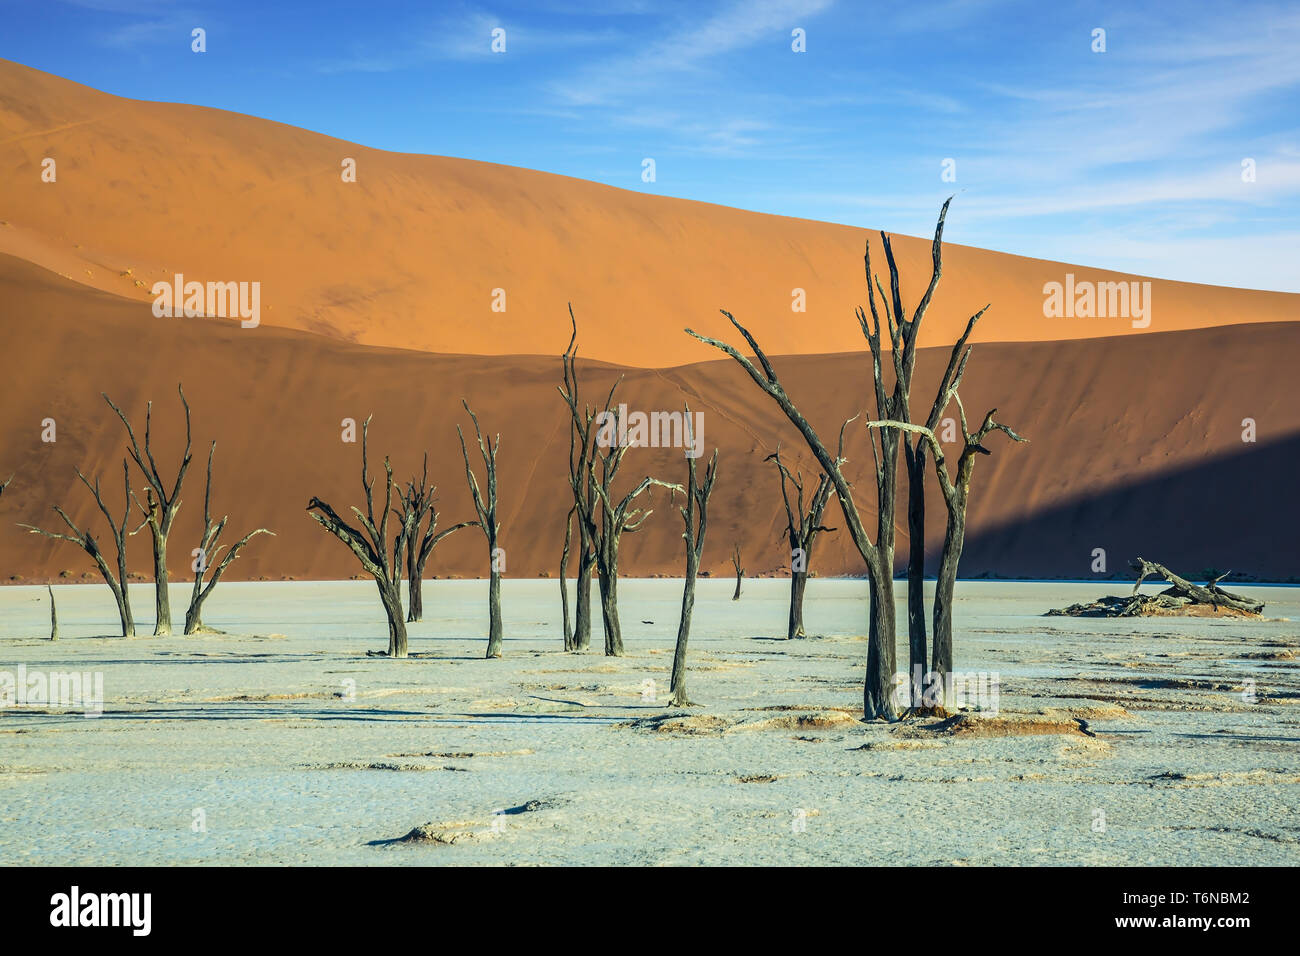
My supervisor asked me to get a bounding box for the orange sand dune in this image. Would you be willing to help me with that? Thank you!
[1,59,1296,369]
[3,254,1297,584]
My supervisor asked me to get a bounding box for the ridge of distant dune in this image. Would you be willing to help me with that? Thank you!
[1,58,1296,368]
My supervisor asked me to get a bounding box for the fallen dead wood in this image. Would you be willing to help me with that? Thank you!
[1048,557,1264,618]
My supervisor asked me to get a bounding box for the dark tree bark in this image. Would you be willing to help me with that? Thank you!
[47,584,58,641]
[558,309,600,651]
[560,504,575,650]
[185,441,272,634]
[670,411,717,707]
[457,400,503,659]
[561,308,678,656]
[22,460,140,637]
[837,201,958,707]
[898,301,986,702]
[686,313,900,720]
[789,573,808,639]
[766,446,837,638]
[574,546,596,649]
[397,453,474,623]
[307,415,412,657]
[870,395,1026,706]
[592,459,678,657]
[1131,559,1264,614]
[597,560,621,656]
[104,385,193,636]
[730,544,744,600]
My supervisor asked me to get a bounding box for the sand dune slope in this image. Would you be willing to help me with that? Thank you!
[1,59,1296,368]
[2,255,1297,583]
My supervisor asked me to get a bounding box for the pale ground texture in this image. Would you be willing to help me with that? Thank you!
[1,578,1297,866]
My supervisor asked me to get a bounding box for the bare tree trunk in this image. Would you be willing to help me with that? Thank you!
[731,544,743,600]
[185,441,272,635]
[47,585,58,641]
[871,428,902,715]
[870,400,1026,711]
[931,506,964,694]
[899,306,984,707]
[116,585,135,637]
[598,555,622,657]
[22,461,139,638]
[560,312,677,656]
[685,203,958,715]
[560,506,574,650]
[487,567,503,658]
[559,509,594,652]
[574,546,594,650]
[866,565,898,719]
[560,310,595,653]
[104,386,194,638]
[693,245,941,713]
[561,309,678,658]
[788,571,808,640]
[671,434,717,707]
[307,416,413,658]
[766,449,835,640]
[380,581,408,657]
[184,586,203,635]
[148,527,171,635]
[686,313,897,720]
[396,455,472,625]
[590,444,675,659]
[117,552,136,636]
[670,549,698,705]
[186,564,204,634]
[457,400,503,660]
[407,541,424,623]
[905,449,928,703]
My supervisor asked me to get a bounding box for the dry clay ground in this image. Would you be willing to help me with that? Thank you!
[1,579,1297,866]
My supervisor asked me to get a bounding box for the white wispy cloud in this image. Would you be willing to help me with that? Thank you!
[548,0,833,106]
[316,8,621,74]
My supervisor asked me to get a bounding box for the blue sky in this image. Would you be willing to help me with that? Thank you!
[5,0,1300,291]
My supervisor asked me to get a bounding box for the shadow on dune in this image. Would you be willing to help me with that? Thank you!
[960,431,1300,581]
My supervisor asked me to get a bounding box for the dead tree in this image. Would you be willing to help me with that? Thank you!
[869,391,1026,706]
[730,544,744,600]
[558,309,599,651]
[881,299,986,701]
[559,504,576,649]
[22,461,140,637]
[561,321,678,656]
[104,385,193,636]
[398,454,474,623]
[47,584,58,641]
[1049,564,1264,617]
[702,198,959,708]
[670,410,717,707]
[766,445,838,639]
[1131,558,1264,614]
[457,400,503,659]
[307,416,412,657]
[184,441,272,634]
[589,404,679,656]
[686,312,900,719]
[871,199,956,703]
